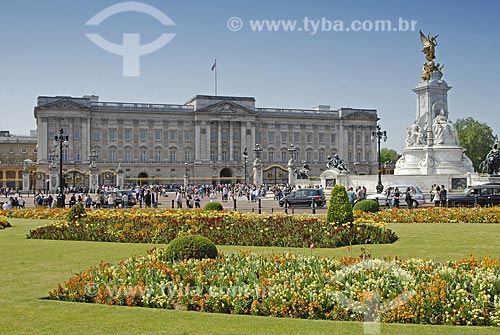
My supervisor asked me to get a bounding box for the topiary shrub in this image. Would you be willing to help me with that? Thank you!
[353,199,380,213]
[326,185,354,225]
[203,201,224,211]
[163,235,218,261]
[67,202,86,223]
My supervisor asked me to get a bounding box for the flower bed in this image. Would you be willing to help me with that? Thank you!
[355,207,500,223]
[0,215,11,229]
[49,250,500,326]
[27,209,397,248]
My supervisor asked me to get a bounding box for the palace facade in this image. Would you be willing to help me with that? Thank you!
[0,131,37,190]
[34,94,378,189]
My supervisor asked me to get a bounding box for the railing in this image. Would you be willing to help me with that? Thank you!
[256,108,339,116]
[90,102,193,111]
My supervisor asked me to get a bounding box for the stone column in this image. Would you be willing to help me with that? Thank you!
[252,158,263,187]
[49,164,59,193]
[240,122,247,159]
[287,158,296,186]
[229,122,234,161]
[217,122,222,161]
[116,169,124,189]
[89,165,99,193]
[206,122,211,161]
[195,122,201,161]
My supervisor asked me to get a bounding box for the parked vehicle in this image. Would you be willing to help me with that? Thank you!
[446,182,500,207]
[100,190,137,208]
[278,188,326,208]
[366,185,425,208]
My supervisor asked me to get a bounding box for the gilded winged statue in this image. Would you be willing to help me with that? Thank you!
[419,30,438,62]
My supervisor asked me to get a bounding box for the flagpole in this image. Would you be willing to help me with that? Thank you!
[214,59,218,96]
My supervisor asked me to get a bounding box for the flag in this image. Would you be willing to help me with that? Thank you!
[211,60,216,71]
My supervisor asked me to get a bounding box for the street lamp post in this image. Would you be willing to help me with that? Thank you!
[242,148,248,185]
[54,128,69,207]
[371,125,387,194]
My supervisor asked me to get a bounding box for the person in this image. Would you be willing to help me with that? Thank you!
[69,193,77,207]
[194,194,201,208]
[432,185,441,207]
[175,191,183,208]
[440,185,447,207]
[355,186,365,203]
[121,192,129,208]
[405,187,413,209]
[144,190,152,208]
[393,187,400,208]
[385,187,393,209]
[209,191,217,202]
[186,194,193,208]
[107,193,115,208]
[346,187,356,207]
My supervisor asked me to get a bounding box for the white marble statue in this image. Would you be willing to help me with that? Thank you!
[406,121,426,146]
[432,108,457,145]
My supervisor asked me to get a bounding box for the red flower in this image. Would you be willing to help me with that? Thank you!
[346,246,351,251]
[309,243,316,249]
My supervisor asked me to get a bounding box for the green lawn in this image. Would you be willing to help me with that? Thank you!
[1,219,499,334]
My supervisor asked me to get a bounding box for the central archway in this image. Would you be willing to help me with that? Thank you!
[138,172,148,185]
[219,168,233,185]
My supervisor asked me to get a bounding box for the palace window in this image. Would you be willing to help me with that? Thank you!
[140,150,147,162]
[125,149,132,162]
[222,151,228,162]
[184,150,192,162]
[156,150,162,162]
[318,133,325,144]
[74,128,81,139]
[268,150,274,162]
[109,129,116,141]
[306,133,312,144]
[306,150,313,163]
[169,130,177,141]
[281,151,288,163]
[268,131,275,144]
[93,130,100,141]
[170,150,176,163]
[140,129,147,141]
[110,149,116,162]
[210,151,216,161]
[74,150,81,162]
[125,129,132,141]
[233,150,240,161]
[155,130,162,142]
[281,132,288,144]
[294,132,300,143]
[185,131,191,142]
[330,133,336,144]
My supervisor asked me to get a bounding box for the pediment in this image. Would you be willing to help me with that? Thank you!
[37,98,90,111]
[196,100,256,115]
[343,111,378,121]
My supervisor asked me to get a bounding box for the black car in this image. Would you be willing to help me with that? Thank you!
[447,183,500,207]
[278,188,326,208]
[100,190,137,208]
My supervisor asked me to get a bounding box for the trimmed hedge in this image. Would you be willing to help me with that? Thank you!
[353,199,380,213]
[67,202,86,222]
[162,235,218,261]
[203,202,224,211]
[326,185,354,225]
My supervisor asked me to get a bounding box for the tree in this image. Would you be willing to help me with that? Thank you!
[380,148,399,164]
[455,117,498,171]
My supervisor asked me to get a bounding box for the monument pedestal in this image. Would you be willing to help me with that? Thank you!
[395,145,473,175]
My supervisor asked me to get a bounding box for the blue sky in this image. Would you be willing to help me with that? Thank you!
[0,0,499,151]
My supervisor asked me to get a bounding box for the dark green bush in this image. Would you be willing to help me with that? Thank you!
[203,202,224,211]
[326,185,354,225]
[163,235,218,261]
[67,202,86,222]
[353,199,380,213]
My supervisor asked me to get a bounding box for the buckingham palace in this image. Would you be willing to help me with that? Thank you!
[34,94,379,190]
